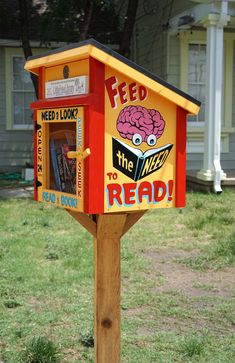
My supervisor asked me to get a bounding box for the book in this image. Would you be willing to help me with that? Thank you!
[50,139,61,191]
[61,144,76,194]
[55,146,66,192]
[112,137,173,182]
[49,130,76,194]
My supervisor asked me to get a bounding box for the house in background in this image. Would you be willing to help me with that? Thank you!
[0,35,68,174]
[0,0,45,174]
[131,0,235,191]
[0,0,119,177]
[1,0,235,191]
[0,40,53,173]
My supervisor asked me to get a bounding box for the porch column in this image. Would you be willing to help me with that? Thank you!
[197,13,230,190]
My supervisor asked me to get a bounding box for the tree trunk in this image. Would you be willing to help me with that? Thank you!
[119,0,139,58]
[18,0,38,98]
[80,0,94,41]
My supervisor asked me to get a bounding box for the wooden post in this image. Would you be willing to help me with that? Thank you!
[94,214,127,363]
[68,210,146,362]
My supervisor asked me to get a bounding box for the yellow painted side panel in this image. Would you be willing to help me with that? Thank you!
[36,107,85,212]
[104,66,176,213]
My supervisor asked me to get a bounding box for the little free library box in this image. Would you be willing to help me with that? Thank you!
[25,39,201,363]
[25,39,200,214]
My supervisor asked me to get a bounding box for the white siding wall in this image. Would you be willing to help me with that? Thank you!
[167,34,180,88]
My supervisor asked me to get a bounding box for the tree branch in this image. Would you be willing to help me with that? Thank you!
[18,0,38,98]
[119,0,139,58]
[79,0,94,41]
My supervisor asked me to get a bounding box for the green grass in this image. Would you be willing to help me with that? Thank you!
[0,190,235,362]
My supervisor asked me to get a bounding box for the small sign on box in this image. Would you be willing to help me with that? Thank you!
[45,76,88,99]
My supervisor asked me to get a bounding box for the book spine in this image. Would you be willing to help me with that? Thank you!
[134,157,144,182]
[62,145,76,195]
[56,148,66,192]
[50,139,61,191]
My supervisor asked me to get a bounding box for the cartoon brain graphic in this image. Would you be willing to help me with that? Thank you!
[116,105,165,147]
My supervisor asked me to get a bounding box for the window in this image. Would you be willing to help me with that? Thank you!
[12,56,35,128]
[179,30,235,153]
[187,43,206,123]
[5,48,41,130]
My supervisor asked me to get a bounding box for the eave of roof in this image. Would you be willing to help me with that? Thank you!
[25,38,201,115]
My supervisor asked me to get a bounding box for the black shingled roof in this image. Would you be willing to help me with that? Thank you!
[27,38,201,107]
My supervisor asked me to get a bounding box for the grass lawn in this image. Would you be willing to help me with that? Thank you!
[0,190,235,362]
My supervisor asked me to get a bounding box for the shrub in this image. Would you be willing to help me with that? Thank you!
[179,335,204,357]
[20,336,59,363]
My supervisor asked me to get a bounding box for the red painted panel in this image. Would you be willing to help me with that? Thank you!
[34,67,44,201]
[38,67,44,99]
[30,94,94,110]
[84,57,105,213]
[33,110,38,201]
[175,106,187,208]
[33,61,105,213]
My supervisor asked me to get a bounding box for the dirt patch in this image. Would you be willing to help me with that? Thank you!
[145,249,235,299]
[26,297,42,311]
[137,326,153,337]
[156,315,235,335]
[62,349,80,363]
[156,316,195,333]
[145,249,199,262]
[124,306,146,316]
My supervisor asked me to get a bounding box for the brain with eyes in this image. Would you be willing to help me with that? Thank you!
[116,105,165,147]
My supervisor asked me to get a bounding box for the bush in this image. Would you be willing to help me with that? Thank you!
[179,335,204,357]
[20,336,59,363]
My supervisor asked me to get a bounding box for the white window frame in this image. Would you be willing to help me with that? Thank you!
[5,47,43,131]
[179,30,235,153]
[187,42,206,126]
